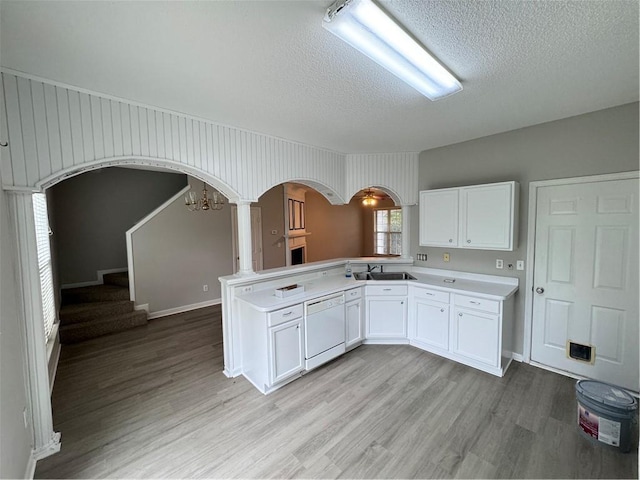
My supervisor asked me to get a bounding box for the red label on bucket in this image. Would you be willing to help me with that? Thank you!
[578,404,621,447]
[578,405,599,438]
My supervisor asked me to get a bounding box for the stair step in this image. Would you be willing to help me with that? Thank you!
[103,272,129,288]
[59,310,148,344]
[62,284,130,305]
[60,300,135,325]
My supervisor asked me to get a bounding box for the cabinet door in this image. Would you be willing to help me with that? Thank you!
[345,299,364,348]
[453,308,499,366]
[366,296,407,338]
[419,189,459,247]
[268,319,303,386]
[413,299,449,350]
[460,183,515,250]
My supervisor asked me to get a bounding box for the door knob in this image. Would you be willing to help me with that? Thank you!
[535,287,545,294]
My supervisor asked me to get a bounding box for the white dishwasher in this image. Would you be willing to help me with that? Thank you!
[304,292,346,371]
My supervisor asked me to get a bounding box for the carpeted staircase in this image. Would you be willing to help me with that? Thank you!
[59,272,148,344]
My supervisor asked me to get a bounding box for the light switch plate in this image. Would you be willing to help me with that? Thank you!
[517,260,525,270]
[443,253,450,262]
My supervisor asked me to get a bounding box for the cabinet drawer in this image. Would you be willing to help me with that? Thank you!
[345,287,362,301]
[268,304,303,326]
[366,285,408,296]
[413,287,449,304]
[454,294,499,314]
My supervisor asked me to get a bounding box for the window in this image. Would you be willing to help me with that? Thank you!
[33,193,57,342]
[374,208,402,255]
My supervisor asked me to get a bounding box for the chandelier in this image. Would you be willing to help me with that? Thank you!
[185,182,225,211]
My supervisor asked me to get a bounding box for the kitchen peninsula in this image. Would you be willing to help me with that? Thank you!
[220,258,518,394]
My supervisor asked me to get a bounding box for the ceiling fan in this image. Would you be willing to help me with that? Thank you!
[356,188,387,206]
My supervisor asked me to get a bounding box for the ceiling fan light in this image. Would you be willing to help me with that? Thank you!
[323,0,462,100]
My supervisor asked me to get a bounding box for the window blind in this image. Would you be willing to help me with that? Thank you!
[374,208,402,255]
[32,193,56,341]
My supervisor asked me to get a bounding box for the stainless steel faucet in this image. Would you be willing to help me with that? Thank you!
[367,264,383,273]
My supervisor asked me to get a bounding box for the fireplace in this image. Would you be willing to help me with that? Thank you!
[291,246,305,265]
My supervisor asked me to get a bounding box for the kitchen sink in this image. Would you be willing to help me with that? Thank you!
[354,271,416,281]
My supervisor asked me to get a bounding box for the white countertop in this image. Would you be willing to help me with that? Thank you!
[236,267,518,312]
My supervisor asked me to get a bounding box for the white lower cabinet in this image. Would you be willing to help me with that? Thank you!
[366,285,408,341]
[268,318,304,385]
[409,288,513,376]
[412,295,450,352]
[239,302,305,394]
[345,287,364,349]
[452,308,499,366]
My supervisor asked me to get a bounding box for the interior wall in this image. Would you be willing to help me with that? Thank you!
[305,189,364,262]
[131,176,234,313]
[361,197,397,256]
[0,188,33,477]
[49,167,187,285]
[412,102,640,356]
[253,184,286,270]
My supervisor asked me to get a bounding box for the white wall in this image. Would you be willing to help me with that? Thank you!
[131,176,234,314]
[412,102,640,356]
[0,178,33,477]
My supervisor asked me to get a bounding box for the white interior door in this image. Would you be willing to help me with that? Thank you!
[531,178,638,391]
[231,206,263,273]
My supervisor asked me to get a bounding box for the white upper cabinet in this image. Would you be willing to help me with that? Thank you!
[419,181,519,251]
[419,189,458,247]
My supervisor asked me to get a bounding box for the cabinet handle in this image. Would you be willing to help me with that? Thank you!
[449,239,453,243]
[296,325,299,329]
[470,301,481,305]
[383,288,392,291]
[459,313,463,316]
[283,311,293,316]
[440,308,445,312]
[425,292,434,296]
[467,239,471,243]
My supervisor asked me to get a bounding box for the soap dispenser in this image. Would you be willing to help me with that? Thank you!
[345,261,352,278]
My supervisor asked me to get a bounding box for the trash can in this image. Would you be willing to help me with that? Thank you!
[575,379,637,453]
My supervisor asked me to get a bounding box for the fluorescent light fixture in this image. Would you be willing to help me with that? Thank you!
[322,0,462,100]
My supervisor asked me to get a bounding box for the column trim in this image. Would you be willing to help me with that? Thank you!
[7,191,60,462]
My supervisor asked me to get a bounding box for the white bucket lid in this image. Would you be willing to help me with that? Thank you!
[576,380,637,411]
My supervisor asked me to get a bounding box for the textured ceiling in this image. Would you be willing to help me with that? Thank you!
[1,1,638,154]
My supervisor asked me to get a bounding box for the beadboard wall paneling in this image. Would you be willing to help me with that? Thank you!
[0,71,415,205]
[345,152,419,205]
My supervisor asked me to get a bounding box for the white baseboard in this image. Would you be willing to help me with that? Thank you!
[24,454,37,479]
[61,279,101,289]
[147,298,221,319]
[97,267,128,283]
[223,367,242,378]
[61,267,127,289]
[134,303,149,313]
[512,353,524,362]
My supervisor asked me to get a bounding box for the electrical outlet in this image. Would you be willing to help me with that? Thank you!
[496,259,504,269]
[517,260,525,270]
[240,285,253,293]
[443,253,450,262]
[321,271,328,276]
[203,284,209,292]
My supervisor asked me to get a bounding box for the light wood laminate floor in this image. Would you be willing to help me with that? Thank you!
[36,306,637,479]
